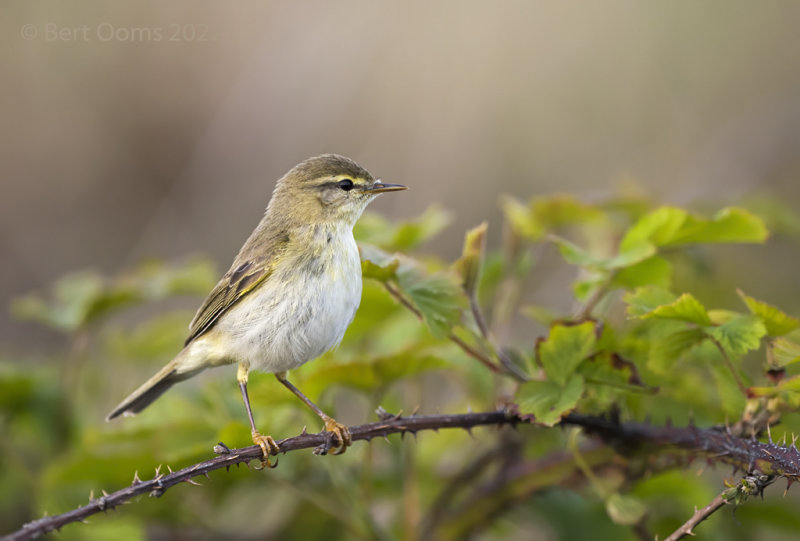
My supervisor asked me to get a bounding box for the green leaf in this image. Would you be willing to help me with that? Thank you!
[665,207,769,246]
[515,375,584,426]
[773,338,800,367]
[502,195,604,241]
[354,206,451,251]
[737,289,800,337]
[361,258,399,282]
[706,314,766,357]
[619,206,768,254]
[648,328,706,374]
[619,207,688,253]
[612,256,672,290]
[361,244,466,338]
[552,236,600,267]
[453,222,488,296]
[624,286,677,318]
[538,322,597,385]
[641,293,711,326]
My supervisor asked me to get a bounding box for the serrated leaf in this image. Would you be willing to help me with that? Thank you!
[361,244,465,338]
[665,207,768,246]
[502,195,604,241]
[619,207,768,258]
[538,322,597,385]
[706,314,766,357]
[552,236,600,267]
[641,293,711,326]
[400,272,465,338]
[453,222,488,296]
[737,289,800,337]
[606,493,647,526]
[354,206,451,251]
[612,255,672,290]
[773,338,800,367]
[361,258,399,282]
[648,328,706,374]
[515,375,584,426]
[624,286,677,318]
[619,207,688,253]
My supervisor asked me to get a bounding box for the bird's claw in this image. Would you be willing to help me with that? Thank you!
[315,418,352,456]
[252,430,280,469]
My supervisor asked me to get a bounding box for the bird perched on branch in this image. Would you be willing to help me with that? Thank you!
[107,154,407,465]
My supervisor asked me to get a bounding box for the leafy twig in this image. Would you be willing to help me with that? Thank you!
[383,282,505,374]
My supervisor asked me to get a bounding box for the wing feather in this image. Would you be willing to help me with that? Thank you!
[185,229,289,345]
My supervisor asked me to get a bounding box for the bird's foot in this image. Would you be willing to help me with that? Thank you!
[315,417,352,456]
[251,430,280,469]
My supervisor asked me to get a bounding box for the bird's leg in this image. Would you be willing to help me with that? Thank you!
[275,371,352,455]
[238,364,279,468]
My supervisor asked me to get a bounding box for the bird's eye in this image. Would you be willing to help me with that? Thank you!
[337,179,354,191]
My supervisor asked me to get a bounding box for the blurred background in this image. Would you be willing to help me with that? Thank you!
[4,2,800,540]
[4,1,800,352]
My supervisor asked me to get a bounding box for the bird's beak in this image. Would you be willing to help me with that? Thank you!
[366,182,407,194]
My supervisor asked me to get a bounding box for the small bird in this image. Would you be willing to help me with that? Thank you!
[107,154,406,464]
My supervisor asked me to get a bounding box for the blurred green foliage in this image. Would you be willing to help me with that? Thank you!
[5,197,800,540]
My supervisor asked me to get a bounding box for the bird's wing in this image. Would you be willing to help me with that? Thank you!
[185,231,289,345]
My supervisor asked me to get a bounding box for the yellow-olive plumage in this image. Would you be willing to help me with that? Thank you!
[107,154,406,461]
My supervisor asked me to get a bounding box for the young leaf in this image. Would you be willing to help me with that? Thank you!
[640,293,711,326]
[515,375,584,426]
[664,207,768,246]
[611,256,672,290]
[354,206,451,251]
[737,289,800,337]
[706,315,766,357]
[648,328,706,374]
[453,222,488,296]
[624,286,677,318]
[537,322,597,385]
[773,337,800,367]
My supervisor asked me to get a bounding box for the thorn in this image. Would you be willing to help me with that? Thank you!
[467,405,473,413]
[410,405,420,417]
[783,433,788,446]
[204,472,210,479]
[300,425,308,435]
[167,465,173,474]
[383,435,392,445]
[155,465,162,477]
[89,489,95,501]
[186,478,202,486]
[767,423,773,444]
[132,471,142,485]
[793,434,798,449]
[102,490,110,498]
[785,479,794,497]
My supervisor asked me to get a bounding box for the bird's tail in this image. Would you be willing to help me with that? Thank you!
[106,348,203,421]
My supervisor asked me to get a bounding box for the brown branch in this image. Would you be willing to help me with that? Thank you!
[5,410,514,541]
[7,410,800,541]
[664,493,727,541]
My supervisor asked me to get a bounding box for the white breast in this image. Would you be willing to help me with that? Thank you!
[211,225,362,373]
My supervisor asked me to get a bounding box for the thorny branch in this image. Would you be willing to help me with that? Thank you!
[6,410,800,541]
[5,410,514,541]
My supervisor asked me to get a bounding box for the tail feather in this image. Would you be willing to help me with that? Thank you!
[106,351,203,421]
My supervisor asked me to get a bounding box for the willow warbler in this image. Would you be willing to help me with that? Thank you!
[107,154,406,463]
